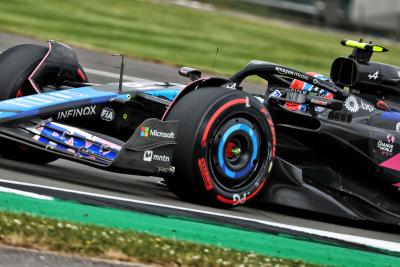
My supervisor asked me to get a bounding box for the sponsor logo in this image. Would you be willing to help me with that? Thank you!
[226,83,237,89]
[396,122,400,132]
[140,127,149,137]
[153,153,170,162]
[312,78,336,92]
[361,101,374,112]
[28,95,53,104]
[344,96,359,113]
[387,134,396,144]
[275,66,309,80]
[198,157,213,190]
[377,134,396,156]
[5,99,32,108]
[140,127,175,139]
[344,96,374,113]
[100,107,115,122]
[15,98,41,106]
[368,71,379,80]
[377,140,394,153]
[268,89,282,98]
[143,150,153,162]
[50,92,73,99]
[310,99,328,106]
[233,193,247,205]
[39,94,60,102]
[57,105,96,119]
[61,90,88,97]
[143,150,170,163]
[49,90,87,99]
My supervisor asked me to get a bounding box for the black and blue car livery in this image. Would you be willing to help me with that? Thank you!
[0,39,399,226]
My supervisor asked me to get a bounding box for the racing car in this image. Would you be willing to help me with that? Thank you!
[0,39,399,225]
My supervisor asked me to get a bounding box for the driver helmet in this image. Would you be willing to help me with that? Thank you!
[285,72,334,112]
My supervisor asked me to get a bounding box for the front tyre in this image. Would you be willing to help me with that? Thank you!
[165,87,276,207]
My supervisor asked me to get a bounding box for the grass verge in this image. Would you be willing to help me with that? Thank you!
[0,211,315,267]
[0,0,399,76]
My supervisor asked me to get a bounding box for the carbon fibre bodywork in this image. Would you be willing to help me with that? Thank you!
[228,59,400,225]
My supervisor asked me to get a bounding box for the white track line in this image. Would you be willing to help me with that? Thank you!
[0,178,399,253]
[0,185,53,200]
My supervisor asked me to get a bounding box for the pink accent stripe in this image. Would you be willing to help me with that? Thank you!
[392,182,400,188]
[77,67,87,81]
[28,41,52,94]
[380,153,400,172]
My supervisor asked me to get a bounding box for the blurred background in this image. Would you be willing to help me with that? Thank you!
[0,0,399,77]
[197,0,400,39]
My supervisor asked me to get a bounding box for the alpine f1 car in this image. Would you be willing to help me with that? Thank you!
[0,39,399,225]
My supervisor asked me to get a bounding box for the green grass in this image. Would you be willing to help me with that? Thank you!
[0,211,316,267]
[197,0,271,18]
[0,0,399,76]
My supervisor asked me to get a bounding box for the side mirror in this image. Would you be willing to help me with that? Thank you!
[179,67,202,81]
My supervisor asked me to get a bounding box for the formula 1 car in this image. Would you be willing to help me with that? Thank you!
[0,40,399,225]
[0,41,275,208]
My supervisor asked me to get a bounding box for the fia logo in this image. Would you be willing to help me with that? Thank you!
[100,107,115,122]
[143,150,153,162]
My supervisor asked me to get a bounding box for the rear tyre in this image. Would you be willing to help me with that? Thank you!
[0,44,88,98]
[165,87,276,207]
[0,44,48,98]
[0,44,88,164]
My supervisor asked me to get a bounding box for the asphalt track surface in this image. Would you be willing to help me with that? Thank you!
[0,245,144,267]
[0,32,399,245]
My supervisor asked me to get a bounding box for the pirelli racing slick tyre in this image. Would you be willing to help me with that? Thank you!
[164,87,276,207]
[0,44,88,98]
[0,44,87,164]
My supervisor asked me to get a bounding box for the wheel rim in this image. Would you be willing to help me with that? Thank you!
[209,116,263,190]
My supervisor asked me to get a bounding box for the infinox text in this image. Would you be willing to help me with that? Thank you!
[57,105,96,119]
